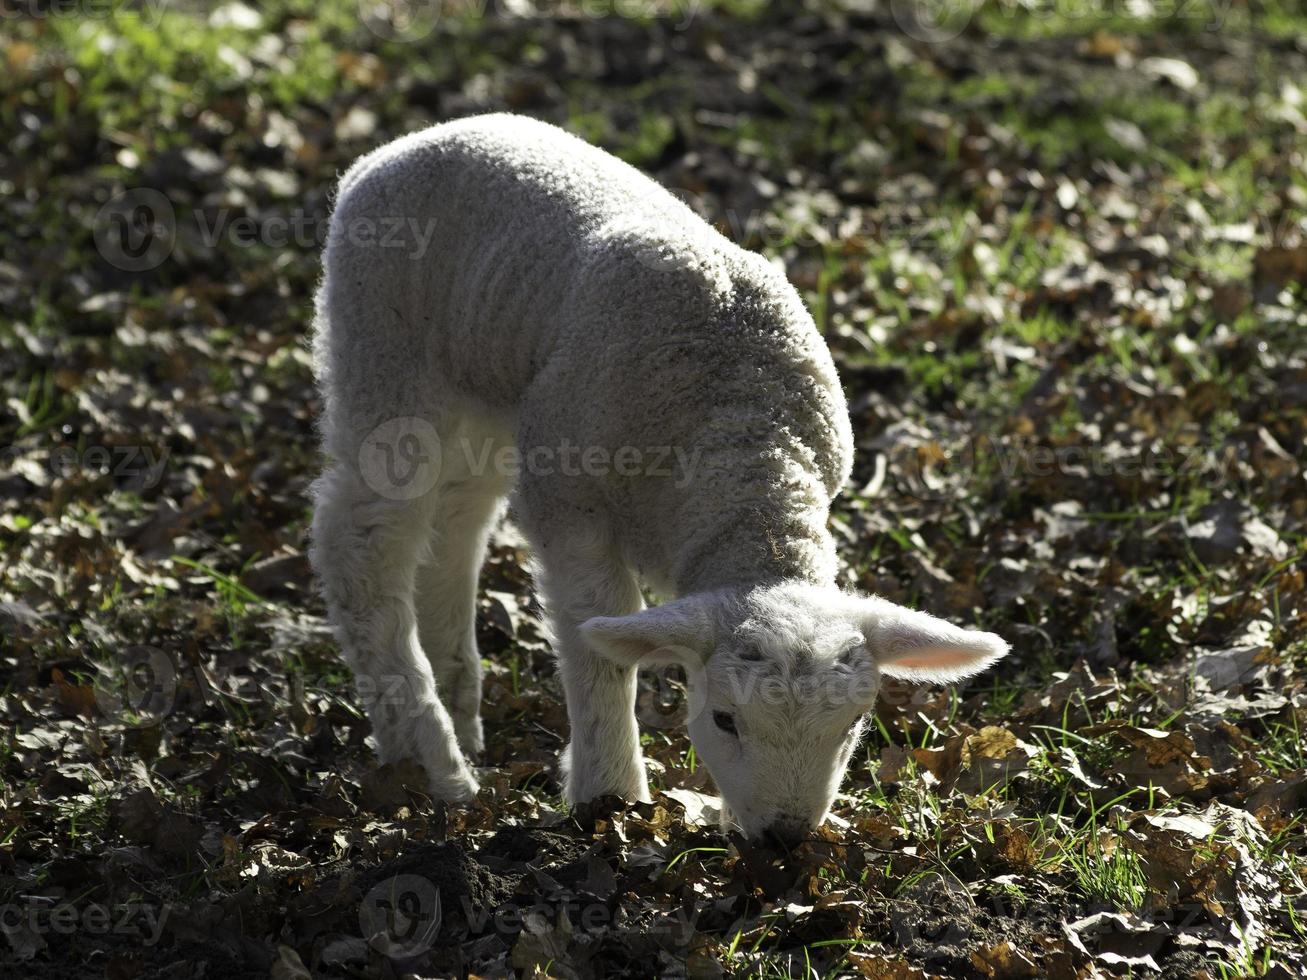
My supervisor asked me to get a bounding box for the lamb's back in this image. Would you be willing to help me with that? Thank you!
[321,113,730,403]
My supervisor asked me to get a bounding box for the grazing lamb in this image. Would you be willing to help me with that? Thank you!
[310,113,1009,843]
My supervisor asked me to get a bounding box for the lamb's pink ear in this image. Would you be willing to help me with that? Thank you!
[580,596,713,668]
[856,595,1009,683]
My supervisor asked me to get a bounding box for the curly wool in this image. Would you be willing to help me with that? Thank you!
[312,112,854,597]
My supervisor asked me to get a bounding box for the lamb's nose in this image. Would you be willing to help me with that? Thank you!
[762,817,809,848]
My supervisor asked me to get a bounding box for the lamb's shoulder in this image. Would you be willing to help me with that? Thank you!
[723,295,854,502]
[690,252,854,494]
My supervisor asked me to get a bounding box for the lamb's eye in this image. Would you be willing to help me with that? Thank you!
[713,711,738,735]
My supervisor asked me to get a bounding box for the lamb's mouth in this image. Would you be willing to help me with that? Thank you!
[716,801,743,837]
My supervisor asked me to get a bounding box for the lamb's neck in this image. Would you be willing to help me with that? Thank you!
[670,496,839,596]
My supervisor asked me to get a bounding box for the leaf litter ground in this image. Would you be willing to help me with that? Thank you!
[1,2,1305,977]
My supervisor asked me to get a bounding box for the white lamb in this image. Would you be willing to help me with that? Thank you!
[309,113,1009,843]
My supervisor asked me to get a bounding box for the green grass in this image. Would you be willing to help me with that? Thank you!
[45,4,347,133]
[1062,830,1147,910]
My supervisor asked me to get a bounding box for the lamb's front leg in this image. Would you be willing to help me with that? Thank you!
[537,541,650,804]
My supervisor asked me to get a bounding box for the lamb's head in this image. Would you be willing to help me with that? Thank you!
[580,583,1009,844]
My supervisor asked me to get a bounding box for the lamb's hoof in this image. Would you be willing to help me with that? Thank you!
[563,777,652,809]
[570,794,636,831]
[429,767,480,803]
[453,714,484,758]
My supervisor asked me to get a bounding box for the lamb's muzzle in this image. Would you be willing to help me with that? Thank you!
[308,112,1011,837]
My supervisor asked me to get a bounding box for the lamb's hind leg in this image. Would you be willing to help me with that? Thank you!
[310,464,479,801]
[414,465,509,758]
